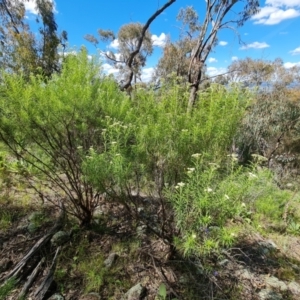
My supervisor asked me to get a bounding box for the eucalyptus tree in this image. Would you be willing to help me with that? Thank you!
[221,57,300,90]
[85,0,176,92]
[0,0,67,79]
[184,0,260,111]
[154,37,197,83]
[34,0,67,77]
[86,0,259,105]
[99,22,153,86]
[153,7,206,87]
[153,1,259,110]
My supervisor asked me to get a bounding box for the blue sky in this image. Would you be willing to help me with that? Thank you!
[24,0,300,81]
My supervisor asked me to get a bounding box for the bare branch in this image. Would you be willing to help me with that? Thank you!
[100,50,124,64]
[121,0,176,90]
[186,0,259,111]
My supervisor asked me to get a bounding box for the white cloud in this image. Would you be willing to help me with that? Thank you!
[23,0,38,14]
[290,46,300,55]
[208,57,218,63]
[207,67,226,77]
[23,0,57,15]
[219,41,228,46]
[240,42,270,50]
[284,61,300,68]
[266,0,300,7]
[231,56,238,61]
[101,65,154,82]
[62,50,77,56]
[252,0,300,25]
[102,63,119,75]
[141,67,155,82]
[109,33,166,50]
[114,53,122,61]
[151,33,167,47]
[252,6,281,21]
[60,51,92,60]
[253,7,300,24]
[109,39,120,49]
[103,51,123,62]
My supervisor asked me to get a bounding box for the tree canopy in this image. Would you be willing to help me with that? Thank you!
[0,0,67,79]
[217,57,300,90]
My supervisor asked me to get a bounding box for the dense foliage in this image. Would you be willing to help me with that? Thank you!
[1,52,299,259]
[1,2,300,299]
[0,0,67,79]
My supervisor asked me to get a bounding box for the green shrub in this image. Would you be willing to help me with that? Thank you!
[0,49,129,225]
[167,153,296,256]
[237,90,300,185]
[84,84,250,196]
[77,253,107,293]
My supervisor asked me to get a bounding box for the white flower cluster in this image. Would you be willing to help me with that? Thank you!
[175,182,185,189]
[248,172,257,179]
[187,167,195,174]
[227,153,238,161]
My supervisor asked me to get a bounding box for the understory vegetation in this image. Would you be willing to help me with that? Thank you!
[0,51,300,299]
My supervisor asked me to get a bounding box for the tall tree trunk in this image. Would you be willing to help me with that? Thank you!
[188,85,199,113]
[187,60,203,112]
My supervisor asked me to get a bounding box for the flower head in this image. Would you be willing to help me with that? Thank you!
[227,153,238,161]
[175,182,185,189]
[248,172,257,179]
[187,167,195,174]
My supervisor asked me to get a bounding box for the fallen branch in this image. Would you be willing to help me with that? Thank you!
[2,203,65,283]
[149,253,181,299]
[34,246,61,300]
[17,257,45,299]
